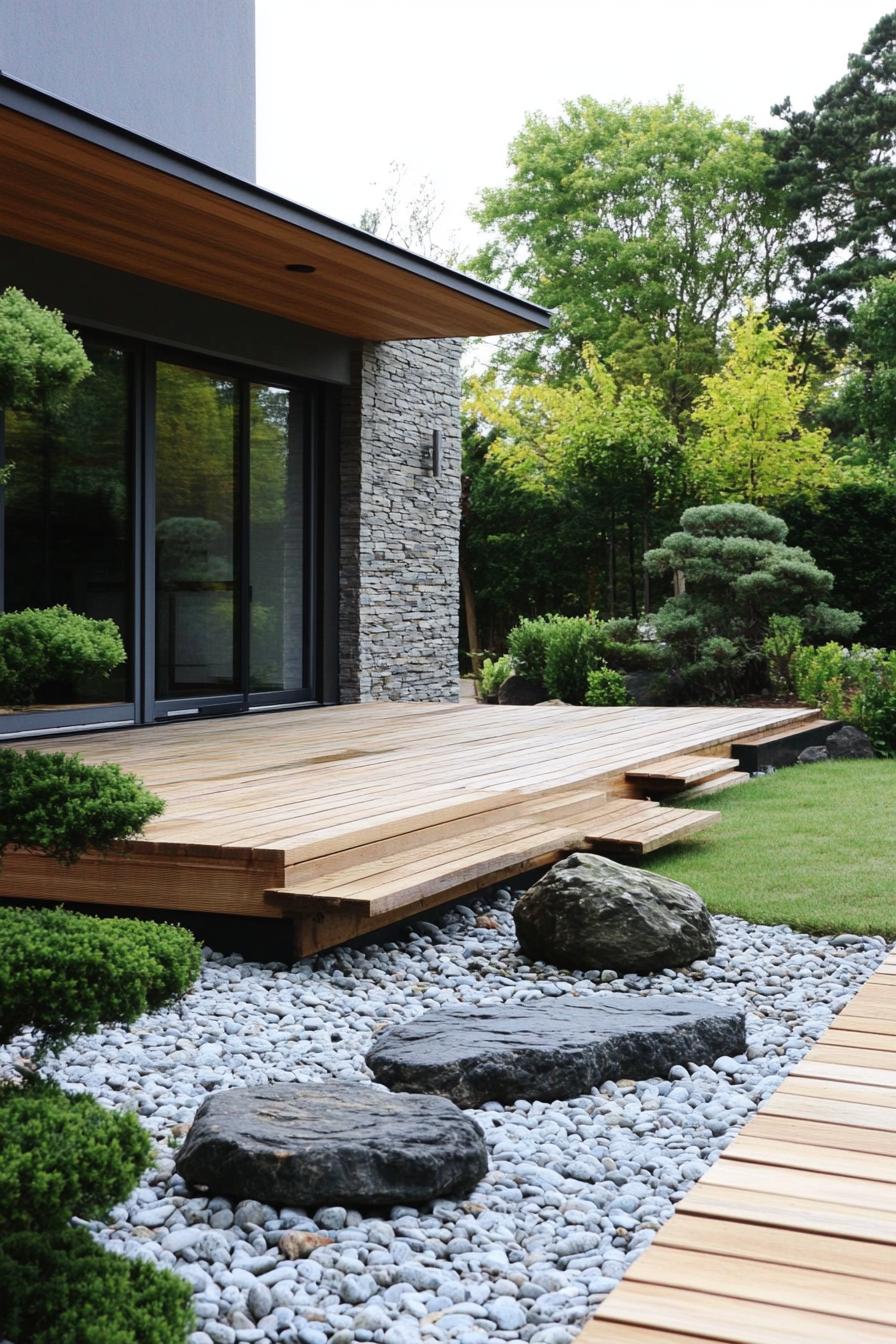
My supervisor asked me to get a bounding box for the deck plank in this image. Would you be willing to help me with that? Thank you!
[577,958,896,1342]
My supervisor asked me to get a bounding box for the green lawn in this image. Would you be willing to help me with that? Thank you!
[643,760,896,938]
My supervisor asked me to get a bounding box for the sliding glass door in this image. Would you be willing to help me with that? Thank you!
[0,330,321,736]
[149,358,314,720]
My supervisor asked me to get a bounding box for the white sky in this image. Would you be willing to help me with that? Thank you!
[255,0,888,253]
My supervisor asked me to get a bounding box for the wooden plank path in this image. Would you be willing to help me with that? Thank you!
[0,701,818,953]
[577,950,896,1344]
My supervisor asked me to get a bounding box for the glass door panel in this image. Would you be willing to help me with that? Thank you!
[154,362,239,700]
[249,384,304,694]
[2,342,133,712]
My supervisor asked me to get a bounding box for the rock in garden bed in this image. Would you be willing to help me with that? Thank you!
[514,852,716,972]
[175,1082,488,1206]
[365,994,745,1107]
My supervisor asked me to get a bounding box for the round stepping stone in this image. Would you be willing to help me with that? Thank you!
[174,1082,488,1206]
[366,994,745,1107]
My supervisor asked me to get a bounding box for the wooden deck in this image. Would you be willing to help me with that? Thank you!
[1,701,818,955]
[578,950,896,1344]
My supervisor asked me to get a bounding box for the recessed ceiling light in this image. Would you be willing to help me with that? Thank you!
[285,263,316,273]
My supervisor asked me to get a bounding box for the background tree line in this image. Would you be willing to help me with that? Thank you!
[446,11,896,660]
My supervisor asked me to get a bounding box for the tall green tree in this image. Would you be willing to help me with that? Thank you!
[767,11,896,362]
[470,94,788,427]
[468,349,681,618]
[823,275,896,474]
[688,307,839,504]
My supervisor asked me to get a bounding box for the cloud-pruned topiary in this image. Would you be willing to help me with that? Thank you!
[0,906,200,1060]
[0,287,91,415]
[0,749,165,866]
[0,605,126,708]
[645,503,862,701]
[0,1226,194,1344]
[0,1078,151,1229]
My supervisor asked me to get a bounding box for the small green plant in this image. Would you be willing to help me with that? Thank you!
[0,1225,194,1344]
[584,664,633,706]
[762,614,804,695]
[0,750,165,866]
[478,653,513,697]
[0,287,92,415]
[792,642,896,754]
[506,612,655,704]
[0,906,200,1343]
[0,906,200,1059]
[0,605,126,708]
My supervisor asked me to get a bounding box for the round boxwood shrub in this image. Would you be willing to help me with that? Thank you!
[0,605,125,707]
[0,287,92,415]
[0,1079,151,1231]
[0,1225,194,1344]
[0,748,165,865]
[0,906,201,1058]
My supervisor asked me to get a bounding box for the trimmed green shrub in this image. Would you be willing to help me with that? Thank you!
[0,906,201,1058]
[792,643,896,754]
[0,288,91,415]
[478,653,513,698]
[0,749,164,865]
[0,1225,193,1344]
[0,605,125,707]
[584,665,633,706]
[0,1079,150,1230]
[762,614,805,695]
[506,612,655,703]
[645,504,862,701]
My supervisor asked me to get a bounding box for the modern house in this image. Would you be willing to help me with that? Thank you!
[0,0,550,739]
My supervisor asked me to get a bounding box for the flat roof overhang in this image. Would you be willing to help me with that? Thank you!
[0,74,552,343]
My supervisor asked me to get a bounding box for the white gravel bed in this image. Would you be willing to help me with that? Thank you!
[7,892,889,1344]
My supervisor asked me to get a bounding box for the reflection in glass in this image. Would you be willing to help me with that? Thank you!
[3,343,131,707]
[250,385,304,692]
[154,363,238,698]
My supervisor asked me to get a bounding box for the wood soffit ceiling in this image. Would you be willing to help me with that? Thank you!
[0,81,551,343]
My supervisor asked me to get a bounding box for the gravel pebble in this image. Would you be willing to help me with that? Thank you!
[4,889,887,1343]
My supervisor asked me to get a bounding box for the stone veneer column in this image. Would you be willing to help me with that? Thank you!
[339,338,462,702]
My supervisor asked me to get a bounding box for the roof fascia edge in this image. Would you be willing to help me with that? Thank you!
[0,72,553,332]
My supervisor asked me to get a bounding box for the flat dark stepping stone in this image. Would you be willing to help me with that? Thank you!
[175,1082,488,1206]
[366,994,745,1107]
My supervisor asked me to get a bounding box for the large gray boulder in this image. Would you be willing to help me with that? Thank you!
[825,724,875,759]
[175,1083,488,1207]
[513,852,715,972]
[366,995,745,1107]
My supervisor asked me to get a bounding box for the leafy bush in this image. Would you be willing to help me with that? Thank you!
[0,288,91,415]
[0,749,165,865]
[0,906,201,1059]
[0,605,125,707]
[0,1226,193,1344]
[762,614,804,695]
[584,665,633,706]
[506,612,655,703]
[0,1080,150,1230]
[792,643,896,753]
[645,504,862,701]
[478,653,513,697]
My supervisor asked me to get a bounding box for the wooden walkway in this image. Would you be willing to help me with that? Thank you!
[1,701,818,954]
[579,950,896,1344]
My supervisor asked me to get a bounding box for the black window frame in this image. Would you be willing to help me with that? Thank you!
[0,325,327,739]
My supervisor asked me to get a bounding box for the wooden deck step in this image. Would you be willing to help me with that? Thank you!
[626,753,740,788]
[265,795,719,954]
[585,801,719,854]
[732,714,838,772]
[681,769,751,799]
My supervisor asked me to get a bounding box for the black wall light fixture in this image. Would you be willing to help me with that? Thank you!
[425,428,441,477]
